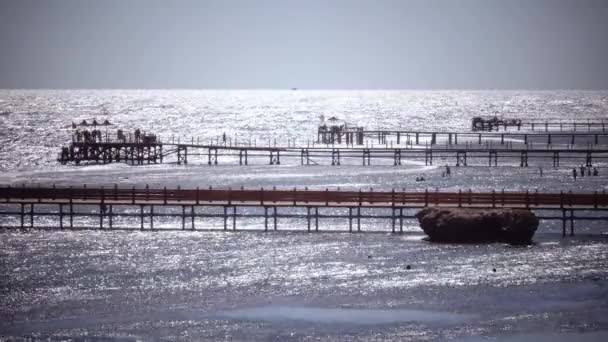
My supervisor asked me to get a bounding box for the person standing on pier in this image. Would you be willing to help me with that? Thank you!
[572,168,577,180]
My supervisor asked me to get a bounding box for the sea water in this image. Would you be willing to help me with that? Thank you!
[0,90,607,341]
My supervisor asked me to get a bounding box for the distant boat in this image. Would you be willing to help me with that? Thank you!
[291,87,298,90]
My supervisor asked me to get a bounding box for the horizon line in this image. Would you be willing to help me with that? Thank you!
[1,88,607,92]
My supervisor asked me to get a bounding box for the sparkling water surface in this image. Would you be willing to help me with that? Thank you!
[1,90,607,341]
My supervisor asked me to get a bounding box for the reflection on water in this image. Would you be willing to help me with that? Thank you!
[218,305,475,326]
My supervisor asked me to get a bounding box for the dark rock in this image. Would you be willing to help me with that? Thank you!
[415,207,538,245]
[406,265,411,270]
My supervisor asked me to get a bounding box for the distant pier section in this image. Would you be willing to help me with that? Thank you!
[57,117,608,167]
[59,120,163,165]
[471,116,607,132]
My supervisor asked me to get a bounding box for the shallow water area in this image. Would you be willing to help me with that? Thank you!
[217,305,476,326]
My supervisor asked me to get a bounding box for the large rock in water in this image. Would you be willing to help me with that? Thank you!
[415,207,539,245]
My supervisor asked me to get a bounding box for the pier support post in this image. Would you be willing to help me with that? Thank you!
[182,206,186,230]
[29,204,34,228]
[264,206,269,231]
[69,201,73,229]
[273,206,277,230]
[223,206,228,230]
[191,206,195,230]
[307,207,311,232]
[59,204,64,229]
[331,149,341,166]
[208,148,218,165]
[570,210,575,236]
[315,207,319,231]
[456,151,467,167]
[391,208,396,233]
[301,149,310,165]
[177,146,188,165]
[399,208,403,233]
[99,204,104,229]
[393,149,402,166]
[520,151,528,167]
[233,206,237,231]
[349,207,353,232]
[425,150,433,166]
[239,150,248,165]
[269,151,281,165]
[20,203,24,228]
[362,149,371,166]
[585,151,592,167]
[489,150,497,167]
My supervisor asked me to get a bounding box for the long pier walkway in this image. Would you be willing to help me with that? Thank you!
[1,186,607,236]
[471,118,608,132]
[59,141,608,167]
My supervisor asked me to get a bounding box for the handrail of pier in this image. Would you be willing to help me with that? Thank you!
[1,186,607,209]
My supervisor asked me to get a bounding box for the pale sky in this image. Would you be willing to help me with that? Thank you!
[1,0,607,89]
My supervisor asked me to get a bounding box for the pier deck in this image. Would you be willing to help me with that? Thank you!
[1,186,607,236]
[58,141,608,167]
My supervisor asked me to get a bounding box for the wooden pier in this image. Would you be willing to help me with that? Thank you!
[471,117,607,132]
[1,186,607,237]
[356,130,608,146]
[58,141,608,168]
[317,119,608,145]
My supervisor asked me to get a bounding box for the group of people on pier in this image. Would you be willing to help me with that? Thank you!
[572,165,599,180]
[73,129,105,143]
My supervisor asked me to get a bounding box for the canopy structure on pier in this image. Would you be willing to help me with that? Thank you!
[317,116,364,144]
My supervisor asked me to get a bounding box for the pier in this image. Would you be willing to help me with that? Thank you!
[471,117,607,132]
[354,130,608,146]
[1,186,607,237]
[58,142,608,168]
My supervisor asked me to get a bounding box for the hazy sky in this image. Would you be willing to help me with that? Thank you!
[1,0,607,89]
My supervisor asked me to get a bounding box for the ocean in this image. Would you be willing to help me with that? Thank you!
[0,90,607,341]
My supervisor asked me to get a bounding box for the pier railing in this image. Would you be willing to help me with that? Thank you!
[2,186,607,209]
[2,186,607,235]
